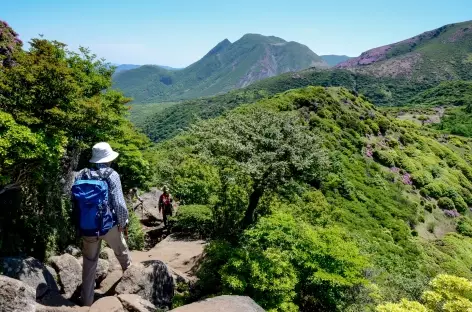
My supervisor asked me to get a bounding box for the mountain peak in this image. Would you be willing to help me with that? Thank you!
[204,38,232,58]
[238,33,286,45]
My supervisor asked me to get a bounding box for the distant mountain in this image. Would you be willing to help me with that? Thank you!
[113,64,180,75]
[112,34,329,103]
[336,20,472,81]
[320,55,352,67]
[114,64,141,74]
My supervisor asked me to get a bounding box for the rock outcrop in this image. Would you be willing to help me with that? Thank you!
[49,254,82,299]
[118,294,157,312]
[115,261,174,309]
[0,275,36,312]
[89,296,124,312]
[1,256,59,299]
[170,295,266,312]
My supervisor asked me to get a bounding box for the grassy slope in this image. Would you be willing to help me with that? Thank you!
[112,34,327,103]
[150,86,472,310]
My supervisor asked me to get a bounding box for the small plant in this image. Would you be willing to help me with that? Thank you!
[169,205,214,238]
[438,197,455,210]
[424,203,434,213]
[427,222,436,233]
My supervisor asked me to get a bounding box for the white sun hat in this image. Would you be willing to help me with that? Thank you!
[89,142,119,163]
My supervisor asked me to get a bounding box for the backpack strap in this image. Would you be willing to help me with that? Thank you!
[97,167,114,181]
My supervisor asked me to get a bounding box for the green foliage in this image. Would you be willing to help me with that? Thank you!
[148,86,472,311]
[456,217,472,237]
[219,213,368,312]
[170,205,214,237]
[437,197,455,210]
[126,210,145,251]
[190,106,329,227]
[0,24,151,259]
[377,274,472,312]
[408,80,472,107]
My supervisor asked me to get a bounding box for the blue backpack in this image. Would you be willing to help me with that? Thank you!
[71,168,117,237]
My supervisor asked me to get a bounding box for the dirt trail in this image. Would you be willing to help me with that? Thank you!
[129,188,207,281]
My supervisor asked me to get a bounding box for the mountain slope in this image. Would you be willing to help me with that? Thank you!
[112,34,329,103]
[149,86,472,311]
[321,54,352,66]
[336,20,472,81]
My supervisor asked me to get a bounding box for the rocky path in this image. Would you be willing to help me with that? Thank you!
[0,187,265,311]
[129,187,206,282]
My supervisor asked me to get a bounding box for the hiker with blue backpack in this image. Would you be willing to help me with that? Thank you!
[71,142,132,306]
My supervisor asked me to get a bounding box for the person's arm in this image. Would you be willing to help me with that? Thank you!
[107,171,129,230]
[158,195,163,212]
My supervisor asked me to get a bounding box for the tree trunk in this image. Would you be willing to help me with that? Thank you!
[242,187,264,229]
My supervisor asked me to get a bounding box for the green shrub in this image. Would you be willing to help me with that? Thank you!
[425,203,434,213]
[437,197,455,210]
[170,205,214,237]
[457,217,472,238]
[219,212,368,311]
[452,195,468,213]
[374,149,398,167]
[411,171,433,187]
[427,222,436,233]
[127,210,145,251]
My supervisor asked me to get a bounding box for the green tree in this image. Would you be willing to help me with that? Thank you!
[0,23,150,258]
[376,274,472,312]
[190,108,329,228]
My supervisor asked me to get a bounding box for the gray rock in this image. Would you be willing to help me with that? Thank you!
[99,247,121,272]
[115,261,174,309]
[64,246,82,258]
[35,305,89,312]
[0,256,59,298]
[49,254,82,299]
[118,294,157,312]
[96,270,122,296]
[170,295,266,312]
[36,288,77,307]
[96,259,109,285]
[89,296,124,312]
[0,275,36,312]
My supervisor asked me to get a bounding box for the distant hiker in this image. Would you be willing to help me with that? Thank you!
[158,185,173,227]
[71,142,132,307]
[130,187,143,207]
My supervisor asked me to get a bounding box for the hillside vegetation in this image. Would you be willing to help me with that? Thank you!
[149,85,472,311]
[112,34,328,103]
[337,20,472,81]
[139,68,435,142]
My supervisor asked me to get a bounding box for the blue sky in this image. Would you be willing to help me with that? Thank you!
[3,0,471,67]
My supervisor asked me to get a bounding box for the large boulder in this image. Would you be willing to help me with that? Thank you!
[170,296,266,312]
[96,270,122,296]
[1,256,59,298]
[64,246,82,258]
[115,260,174,309]
[0,275,36,312]
[89,296,124,312]
[96,259,109,285]
[49,254,82,299]
[117,294,157,312]
[35,304,89,312]
[99,247,121,272]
